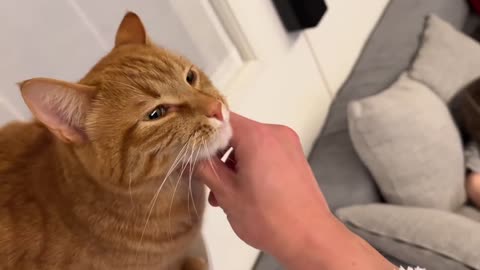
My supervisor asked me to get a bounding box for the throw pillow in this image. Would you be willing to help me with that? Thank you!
[409,14,480,102]
[348,73,465,209]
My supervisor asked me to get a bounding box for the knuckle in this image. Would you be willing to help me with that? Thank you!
[258,124,273,136]
[261,124,300,143]
[280,126,300,141]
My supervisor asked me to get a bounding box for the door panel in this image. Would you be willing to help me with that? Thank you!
[0,0,105,118]
[0,95,23,125]
[72,0,241,80]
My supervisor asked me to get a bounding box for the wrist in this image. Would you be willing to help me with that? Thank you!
[268,211,395,270]
[267,209,338,269]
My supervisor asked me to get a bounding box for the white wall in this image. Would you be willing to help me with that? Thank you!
[306,0,390,96]
[0,0,238,123]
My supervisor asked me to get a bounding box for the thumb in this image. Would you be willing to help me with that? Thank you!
[195,157,235,194]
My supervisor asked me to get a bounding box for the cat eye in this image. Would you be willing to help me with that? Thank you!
[186,69,197,86]
[146,106,168,121]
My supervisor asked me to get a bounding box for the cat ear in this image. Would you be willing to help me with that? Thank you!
[115,11,147,47]
[18,78,97,144]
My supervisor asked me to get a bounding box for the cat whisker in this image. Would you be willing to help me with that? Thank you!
[187,182,191,216]
[168,141,196,238]
[185,140,198,217]
[185,132,198,215]
[147,143,189,209]
[139,141,190,247]
[128,173,134,209]
[203,140,221,184]
[168,152,191,241]
[189,145,202,219]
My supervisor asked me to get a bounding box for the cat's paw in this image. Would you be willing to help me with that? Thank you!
[182,257,208,270]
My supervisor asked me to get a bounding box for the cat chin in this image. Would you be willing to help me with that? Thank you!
[179,105,232,164]
[210,121,233,155]
[198,107,232,160]
[202,121,232,161]
[183,120,232,163]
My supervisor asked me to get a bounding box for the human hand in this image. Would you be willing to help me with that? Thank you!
[196,113,396,270]
[195,112,331,256]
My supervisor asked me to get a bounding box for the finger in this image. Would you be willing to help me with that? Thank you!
[228,112,260,149]
[195,157,235,193]
[208,191,219,207]
[227,113,263,164]
[229,111,259,125]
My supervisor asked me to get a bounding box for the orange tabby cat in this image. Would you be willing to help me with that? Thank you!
[0,12,232,270]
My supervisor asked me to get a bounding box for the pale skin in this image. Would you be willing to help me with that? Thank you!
[195,113,396,270]
[467,172,480,208]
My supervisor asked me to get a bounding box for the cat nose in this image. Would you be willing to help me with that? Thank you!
[206,101,224,121]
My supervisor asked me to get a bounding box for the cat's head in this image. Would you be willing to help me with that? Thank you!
[18,12,232,186]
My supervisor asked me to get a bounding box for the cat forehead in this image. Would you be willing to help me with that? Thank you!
[82,45,194,96]
[86,45,190,81]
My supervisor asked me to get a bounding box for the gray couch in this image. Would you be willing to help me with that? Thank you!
[255,0,480,269]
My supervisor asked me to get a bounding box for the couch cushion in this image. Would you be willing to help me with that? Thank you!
[336,204,480,270]
[456,205,480,222]
[321,0,469,135]
[309,131,382,210]
[348,73,466,210]
[465,142,480,172]
[410,15,480,102]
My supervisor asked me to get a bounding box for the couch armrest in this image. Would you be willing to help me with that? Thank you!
[337,204,480,270]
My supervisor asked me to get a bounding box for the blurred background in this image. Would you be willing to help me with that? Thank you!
[0,0,391,269]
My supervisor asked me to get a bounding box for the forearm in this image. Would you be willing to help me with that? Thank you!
[271,213,396,270]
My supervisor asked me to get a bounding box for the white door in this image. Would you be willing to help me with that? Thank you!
[0,1,332,269]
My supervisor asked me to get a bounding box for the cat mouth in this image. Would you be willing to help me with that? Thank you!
[198,119,232,160]
[198,103,232,159]
[179,117,232,166]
